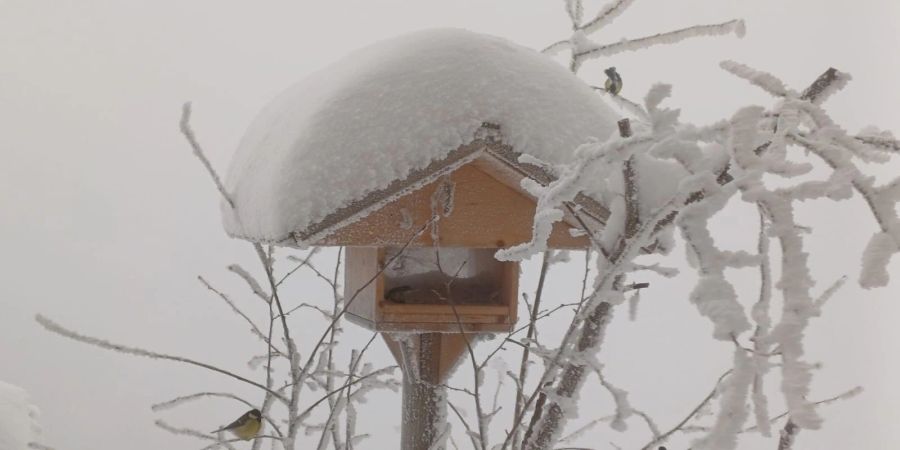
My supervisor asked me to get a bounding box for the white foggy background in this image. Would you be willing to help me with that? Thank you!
[1,0,898,449]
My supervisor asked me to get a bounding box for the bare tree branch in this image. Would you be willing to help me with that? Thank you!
[35,314,288,402]
[179,102,234,208]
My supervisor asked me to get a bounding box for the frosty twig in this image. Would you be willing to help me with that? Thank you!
[179,102,234,209]
[35,314,288,402]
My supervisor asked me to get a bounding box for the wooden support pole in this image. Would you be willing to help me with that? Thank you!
[401,333,445,450]
[383,333,469,450]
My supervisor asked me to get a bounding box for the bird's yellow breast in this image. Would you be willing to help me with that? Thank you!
[230,419,262,440]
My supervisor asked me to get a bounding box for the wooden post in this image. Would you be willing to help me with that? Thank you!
[384,333,469,450]
[401,333,445,450]
[617,118,632,138]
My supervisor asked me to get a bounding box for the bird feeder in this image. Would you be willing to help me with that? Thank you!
[221,28,617,450]
[324,131,605,334]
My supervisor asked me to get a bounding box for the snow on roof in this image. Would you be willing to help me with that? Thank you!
[223,28,619,244]
[0,381,41,450]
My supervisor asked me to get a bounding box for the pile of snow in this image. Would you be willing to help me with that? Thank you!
[0,381,42,450]
[223,28,618,243]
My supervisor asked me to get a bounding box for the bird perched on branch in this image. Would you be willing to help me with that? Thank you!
[604,66,623,95]
[211,409,262,440]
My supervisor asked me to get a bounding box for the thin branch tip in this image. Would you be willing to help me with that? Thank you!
[178,100,235,209]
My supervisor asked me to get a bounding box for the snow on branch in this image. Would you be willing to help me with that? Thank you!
[581,0,638,35]
[151,392,257,413]
[197,276,277,350]
[496,133,652,262]
[719,61,792,97]
[154,419,238,450]
[573,20,745,61]
[545,0,737,67]
[542,0,638,55]
[35,314,288,402]
[564,0,584,27]
[692,350,753,450]
[799,67,851,104]
[678,164,755,340]
[723,67,877,434]
[744,386,862,434]
[860,232,899,288]
[513,51,900,450]
[855,129,900,154]
[787,126,900,288]
[227,264,272,303]
[594,367,633,432]
[180,102,234,209]
[640,370,731,450]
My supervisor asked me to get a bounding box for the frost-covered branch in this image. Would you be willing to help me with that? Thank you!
[506,49,897,450]
[574,19,745,62]
[799,67,850,104]
[295,366,399,424]
[776,419,798,450]
[512,252,552,447]
[640,370,731,450]
[691,350,754,450]
[516,91,735,450]
[719,61,792,98]
[198,275,279,352]
[787,132,900,288]
[179,102,234,209]
[152,392,285,439]
[439,261,490,450]
[288,218,433,404]
[542,0,735,62]
[228,264,271,303]
[581,0,637,34]
[155,419,239,450]
[35,314,288,402]
[277,248,321,287]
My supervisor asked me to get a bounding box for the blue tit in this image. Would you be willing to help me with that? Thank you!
[211,409,262,440]
[604,66,623,95]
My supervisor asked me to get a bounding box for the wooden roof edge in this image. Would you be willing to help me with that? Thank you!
[480,144,609,226]
[292,139,495,246]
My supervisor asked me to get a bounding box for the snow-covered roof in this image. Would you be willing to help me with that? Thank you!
[0,381,42,450]
[223,28,619,244]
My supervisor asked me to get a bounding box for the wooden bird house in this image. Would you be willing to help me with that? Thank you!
[301,129,606,333]
[221,29,617,335]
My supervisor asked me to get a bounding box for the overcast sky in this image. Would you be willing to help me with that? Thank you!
[1,1,899,449]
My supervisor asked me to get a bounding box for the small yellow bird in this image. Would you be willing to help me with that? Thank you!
[211,409,262,440]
